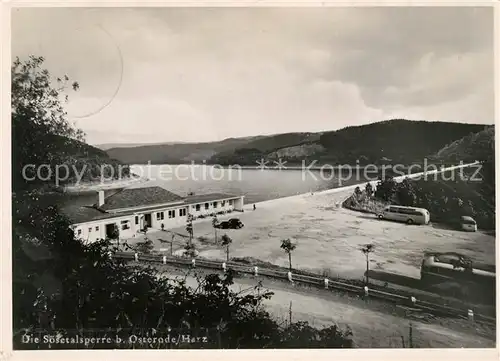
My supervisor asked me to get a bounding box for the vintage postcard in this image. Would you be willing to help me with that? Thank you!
[1,1,498,359]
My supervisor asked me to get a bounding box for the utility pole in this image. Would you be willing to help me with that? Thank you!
[289,301,292,326]
[170,234,174,256]
[396,305,419,349]
[409,319,413,348]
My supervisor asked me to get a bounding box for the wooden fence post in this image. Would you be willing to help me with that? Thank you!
[134,253,138,262]
[324,278,329,289]
[192,259,196,268]
[254,266,258,276]
[222,262,226,272]
[287,271,293,282]
[162,255,167,264]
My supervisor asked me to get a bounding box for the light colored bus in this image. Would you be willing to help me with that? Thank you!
[377,205,430,225]
[460,216,477,232]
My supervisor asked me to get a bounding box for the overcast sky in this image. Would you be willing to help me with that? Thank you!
[12,7,494,145]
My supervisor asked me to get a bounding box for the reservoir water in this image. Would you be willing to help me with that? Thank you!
[127,164,371,204]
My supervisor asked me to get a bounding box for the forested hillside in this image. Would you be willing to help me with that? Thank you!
[106,135,268,164]
[345,126,495,230]
[106,119,488,166]
[317,120,487,165]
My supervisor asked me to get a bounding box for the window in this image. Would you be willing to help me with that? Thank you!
[196,204,201,211]
[205,203,209,210]
[228,200,233,206]
[77,229,82,236]
[95,226,99,231]
[168,210,176,219]
[156,212,164,221]
[435,254,461,265]
[213,201,218,208]
[179,208,187,217]
[221,200,225,206]
[121,220,130,230]
[135,216,139,225]
[88,227,92,233]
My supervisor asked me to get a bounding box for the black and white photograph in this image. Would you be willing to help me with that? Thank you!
[3,2,498,354]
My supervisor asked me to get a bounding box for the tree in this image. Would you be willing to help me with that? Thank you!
[360,244,375,284]
[374,177,397,202]
[354,186,362,199]
[280,238,297,271]
[212,215,219,243]
[12,56,84,190]
[365,183,373,198]
[186,214,194,247]
[397,178,417,206]
[221,234,233,262]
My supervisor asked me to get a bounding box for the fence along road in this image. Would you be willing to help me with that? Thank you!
[112,251,495,326]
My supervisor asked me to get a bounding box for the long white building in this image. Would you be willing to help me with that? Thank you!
[62,186,244,242]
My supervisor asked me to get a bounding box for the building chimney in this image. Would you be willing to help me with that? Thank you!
[98,190,105,207]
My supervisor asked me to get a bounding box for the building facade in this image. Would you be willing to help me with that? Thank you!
[63,186,244,243]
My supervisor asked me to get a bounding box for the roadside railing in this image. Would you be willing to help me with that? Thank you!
[112,251,496,326]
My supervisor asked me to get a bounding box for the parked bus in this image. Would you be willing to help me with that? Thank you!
[420,252,495,290]
[459,216,477,232]
[377,205,430,225]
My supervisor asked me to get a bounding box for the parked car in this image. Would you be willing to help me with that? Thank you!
[216,218,244,229]
[459,216,477,232]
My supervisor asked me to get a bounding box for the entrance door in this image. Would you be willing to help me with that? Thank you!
[105,223,116,239]
[144,213,152,228]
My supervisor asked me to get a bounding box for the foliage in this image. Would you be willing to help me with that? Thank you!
[365,183,373,198]
[373,167,495,229]
[221,234,233,262]
[280,238,297,271]
[280,321,353,348]
[280,238,297,254]
[374,177,397,202]
[360,244,375,256]
[12,56,130,189]
[435,126,494,164]
[318,119,486,165]
[135,239,154,254]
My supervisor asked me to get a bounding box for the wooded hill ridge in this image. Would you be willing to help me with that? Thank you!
[104,119,491,166]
